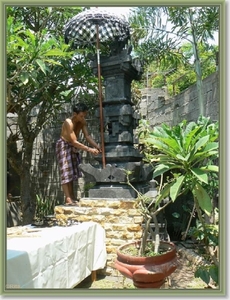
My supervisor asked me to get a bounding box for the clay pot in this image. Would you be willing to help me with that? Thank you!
[114,240,178,288]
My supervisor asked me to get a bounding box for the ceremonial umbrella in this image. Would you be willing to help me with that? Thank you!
[64,8,130,168]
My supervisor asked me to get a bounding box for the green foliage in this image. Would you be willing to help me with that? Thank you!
[7,6,98,119]
[151,74,165,88]
[129,6,218,65]
[139,41,217,96]
[7,10,97,117]
[35,194,56,221]
[191,220,219,287]
[170,199,194,238]
[131,81,143,107]
[165,43,217,95]
[188,221,219,247]
[138,116,219,285]
[195,264,218,286]
[129,6,219,99]
[167,7,219,41]
[6,6,99,224]
[120,241,168,257]
[138,115,219,215]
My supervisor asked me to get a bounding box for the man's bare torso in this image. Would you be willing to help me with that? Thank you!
[61,118,85,142]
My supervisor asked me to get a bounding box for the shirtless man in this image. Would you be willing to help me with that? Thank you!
[56,103,101,205]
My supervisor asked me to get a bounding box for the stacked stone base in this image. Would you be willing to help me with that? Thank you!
[54,198,143,276]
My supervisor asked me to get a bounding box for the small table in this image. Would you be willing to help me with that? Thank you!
[6,222,107,289]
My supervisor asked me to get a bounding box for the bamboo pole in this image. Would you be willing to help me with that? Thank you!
[96,23,106,168]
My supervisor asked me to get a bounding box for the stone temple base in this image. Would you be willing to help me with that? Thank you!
[88,185,134,198]
[88,183,150,198]
[79,163,153,199]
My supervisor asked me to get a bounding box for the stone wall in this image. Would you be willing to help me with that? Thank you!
[54,198,143,276]
[139,72,219,126]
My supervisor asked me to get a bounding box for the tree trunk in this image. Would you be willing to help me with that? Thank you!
[20,143,36,225]
[189,8,205,116]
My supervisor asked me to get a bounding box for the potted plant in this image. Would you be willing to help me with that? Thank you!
[114,176,178,288]
[114,115,219,288]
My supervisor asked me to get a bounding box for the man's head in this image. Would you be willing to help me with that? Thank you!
[72,103,88,122]
[72,103,88,114]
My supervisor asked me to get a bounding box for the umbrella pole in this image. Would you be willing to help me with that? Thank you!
[96,24,106,169]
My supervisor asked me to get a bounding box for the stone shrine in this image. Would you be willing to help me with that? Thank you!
[64,9,152,198]
[79,50,152,198]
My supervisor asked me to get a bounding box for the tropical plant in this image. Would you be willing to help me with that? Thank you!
[125,173,173,256]
[115,170,178,289]
[140,115,218,213]
[137,115,219,284]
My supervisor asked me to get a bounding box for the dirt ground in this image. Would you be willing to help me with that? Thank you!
[75,246,207,289]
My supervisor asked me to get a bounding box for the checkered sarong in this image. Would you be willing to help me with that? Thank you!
[56,138,82,185]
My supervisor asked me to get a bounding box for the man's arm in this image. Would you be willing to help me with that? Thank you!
[62,120,99,154]
[82,125,102,152]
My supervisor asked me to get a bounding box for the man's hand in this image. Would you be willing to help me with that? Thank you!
[88,147,100,155]
[96,146,102,153]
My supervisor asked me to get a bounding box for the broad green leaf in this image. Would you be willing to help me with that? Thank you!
[191,168,208,184]
[170,175,185,201]
[195,268,210,285]
[160,136,182,153]
[192,183,212,216]
[146,137,170,151]
[176,154,187,161]
[60,90,72,96]
[184,152,191,161]
[202,142,218,152]
[172,212,180,218]
[209,265,218,284]
[194,135,209,152]
[153,162,183,178]
[146,138,179,158]
[19,72,29,85]
[15,36,29,50]
[184,122,200,150]
[44,49,67,56]
[36,59,47,75]
[44,59,63,66]
[24,28,36,43]
[155,182,173,206]
[200,165,219,172]
[192,150,219,164]
[153,164,170,178]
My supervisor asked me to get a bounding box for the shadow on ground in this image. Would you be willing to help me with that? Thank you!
[74,274,135,289]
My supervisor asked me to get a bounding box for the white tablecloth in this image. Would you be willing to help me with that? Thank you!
[6,222,107,289]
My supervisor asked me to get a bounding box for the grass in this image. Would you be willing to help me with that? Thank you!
[75,275,136,289]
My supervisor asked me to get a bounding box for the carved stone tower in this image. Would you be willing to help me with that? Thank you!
[64,8,152,198]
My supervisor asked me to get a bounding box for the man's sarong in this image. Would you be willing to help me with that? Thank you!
[56,138,82,185]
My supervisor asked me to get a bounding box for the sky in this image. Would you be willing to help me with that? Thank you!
[91,6,132,20]
[97,6,218,46]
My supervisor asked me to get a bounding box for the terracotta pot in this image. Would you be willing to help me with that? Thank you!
[114,240,178,288]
